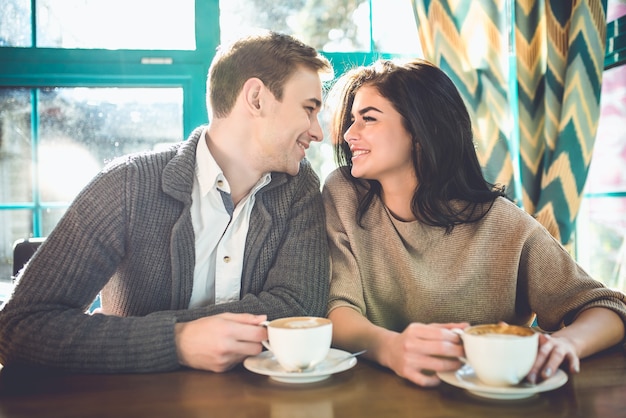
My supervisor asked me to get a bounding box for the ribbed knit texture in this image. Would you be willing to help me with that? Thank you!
[323,169,626,333]
[0,126,329,373]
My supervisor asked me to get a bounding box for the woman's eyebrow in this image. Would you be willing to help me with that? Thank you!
[358,106,383,115]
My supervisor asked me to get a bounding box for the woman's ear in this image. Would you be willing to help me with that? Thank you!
[241,77,264,115]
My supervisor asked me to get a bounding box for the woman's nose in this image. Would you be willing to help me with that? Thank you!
[343,123,357,143]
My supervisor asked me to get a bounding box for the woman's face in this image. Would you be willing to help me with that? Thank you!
[344,85,416,186]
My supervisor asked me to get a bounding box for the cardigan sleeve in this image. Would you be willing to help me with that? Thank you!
[0,161,181,373]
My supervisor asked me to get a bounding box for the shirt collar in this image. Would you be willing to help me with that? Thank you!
[195,128,271,197]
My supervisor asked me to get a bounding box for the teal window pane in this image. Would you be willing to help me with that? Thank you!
[219,0,420,54]
[576,197,626,293]
[0,0,32,47]
[40,207,68,237]
[36,0,196,50]
[0,209,35,281]
[585,65,626,195]
[219,0,371,52]
[0,88,33,204]
[38,87,183,202]
[371,0,421,54]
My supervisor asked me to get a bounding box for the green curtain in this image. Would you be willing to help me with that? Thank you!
[411,0,607,246]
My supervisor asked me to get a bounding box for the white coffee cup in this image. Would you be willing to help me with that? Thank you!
[458,323,539,387]
[261,316,332,372]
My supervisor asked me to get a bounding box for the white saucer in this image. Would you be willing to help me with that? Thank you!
[438,365,568,400]
[243,348,357,384]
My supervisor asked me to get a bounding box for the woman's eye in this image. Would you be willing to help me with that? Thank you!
[363,116,375,122]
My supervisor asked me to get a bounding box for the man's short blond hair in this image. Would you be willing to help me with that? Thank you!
[207,31,332,119]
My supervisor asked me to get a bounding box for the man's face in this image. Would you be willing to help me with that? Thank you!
[256,67,324,176]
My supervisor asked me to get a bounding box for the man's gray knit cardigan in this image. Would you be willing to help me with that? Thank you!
[0,126,330,373]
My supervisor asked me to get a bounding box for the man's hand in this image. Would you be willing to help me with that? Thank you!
[175,312,268,372]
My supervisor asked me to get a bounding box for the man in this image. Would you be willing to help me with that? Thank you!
[0,31,332,373]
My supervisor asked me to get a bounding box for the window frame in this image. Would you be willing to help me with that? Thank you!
[0,0,219,237]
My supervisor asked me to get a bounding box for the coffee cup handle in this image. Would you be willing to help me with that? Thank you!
[259,321,272,352]
[451,328,468,363]
[261,340,273,352]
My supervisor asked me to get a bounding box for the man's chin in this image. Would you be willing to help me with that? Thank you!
[286,167,301,176]
[286,160,302,176]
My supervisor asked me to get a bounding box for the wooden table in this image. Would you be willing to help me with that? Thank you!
[0,346,624,418]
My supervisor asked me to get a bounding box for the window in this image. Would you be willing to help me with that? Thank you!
[1,0,195,49]
[219,0,421,54]
[575,1,626,293]
[0,0,217,281]
[0,86,183,232]
[36,0,195,50]
[3,0,621,297]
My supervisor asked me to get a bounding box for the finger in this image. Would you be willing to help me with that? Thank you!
[230,340,265,357]
[400,330,465,362]
[527,333,552,384]
[218,312,268,325]
[540,344,567,380]
[229,321,268,343]
[431,322,471,331]
[539,336,580,380]
[400,364,446,388]
[209,332,265,371]
[406,323,467,341]
[567,352,581,374]
[435,324,471,344]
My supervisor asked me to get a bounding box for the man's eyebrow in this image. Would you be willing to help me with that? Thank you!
[307,97,322,109]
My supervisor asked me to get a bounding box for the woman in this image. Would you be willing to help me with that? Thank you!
[323,59,626,387]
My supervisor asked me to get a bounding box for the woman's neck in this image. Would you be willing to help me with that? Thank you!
[380,178,418,222]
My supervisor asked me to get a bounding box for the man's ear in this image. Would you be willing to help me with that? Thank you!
[241,78,264,115]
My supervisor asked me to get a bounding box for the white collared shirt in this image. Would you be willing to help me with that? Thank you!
[188,130,271,308]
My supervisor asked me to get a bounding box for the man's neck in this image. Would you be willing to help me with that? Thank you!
[204,127,263,206]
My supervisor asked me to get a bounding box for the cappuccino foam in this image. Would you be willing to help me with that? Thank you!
[271,317,330,329]
[466,324,534,337]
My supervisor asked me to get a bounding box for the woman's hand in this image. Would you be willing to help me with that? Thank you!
[527,307,626,384]
[381,322,468,387]
[526,333,579,384]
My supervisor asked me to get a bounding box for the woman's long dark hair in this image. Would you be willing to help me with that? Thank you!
[329,59,507,233]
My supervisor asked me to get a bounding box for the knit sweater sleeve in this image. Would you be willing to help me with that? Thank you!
[323,170,367,317]
[0,158,180,373]
[520,222,626,332]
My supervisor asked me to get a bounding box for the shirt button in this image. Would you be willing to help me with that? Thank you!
[217,180,224,187]
[223,256,231,263]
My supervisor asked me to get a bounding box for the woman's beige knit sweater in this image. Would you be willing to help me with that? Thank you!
[323,169,626,333]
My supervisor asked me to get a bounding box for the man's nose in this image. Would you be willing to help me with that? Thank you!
[310,117,324,142]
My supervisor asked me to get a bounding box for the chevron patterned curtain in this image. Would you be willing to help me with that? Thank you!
[411,0,607,246]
